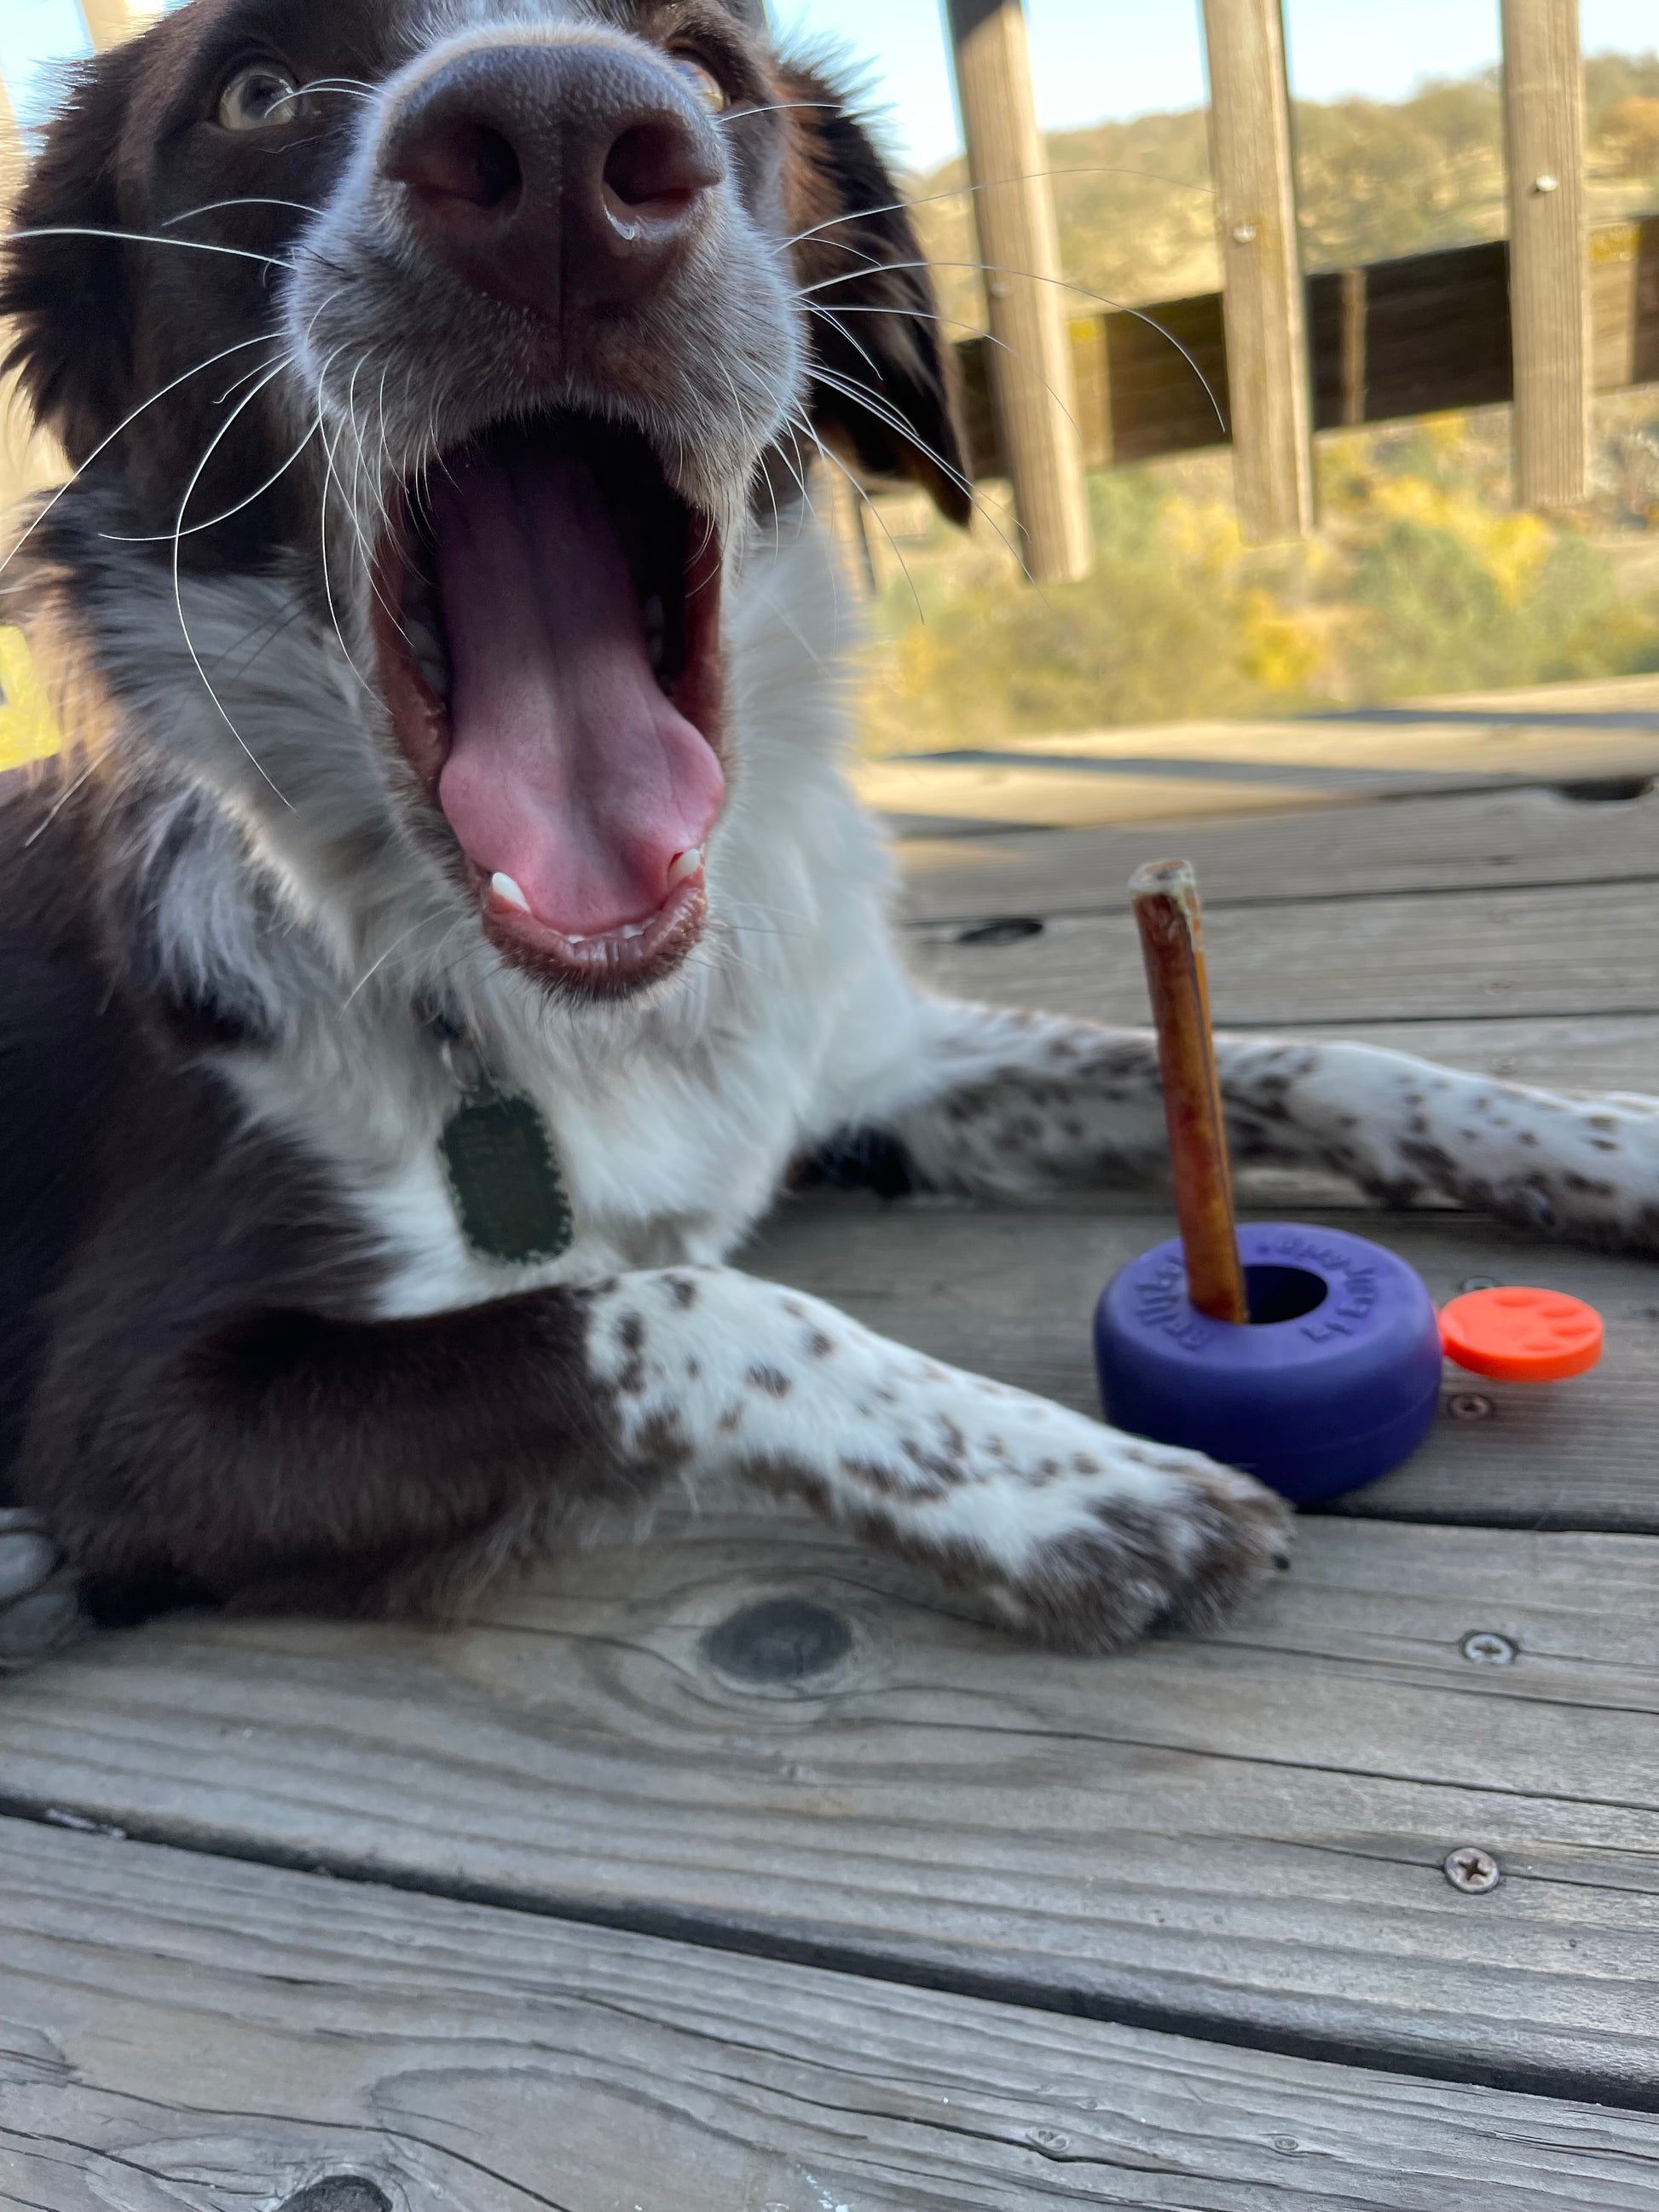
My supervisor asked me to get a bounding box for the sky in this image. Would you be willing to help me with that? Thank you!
[772,0,1659,169]
[5,0,1659,160]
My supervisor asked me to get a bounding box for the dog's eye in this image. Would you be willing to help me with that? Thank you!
[668,54,726,113]
[217,62,304,131]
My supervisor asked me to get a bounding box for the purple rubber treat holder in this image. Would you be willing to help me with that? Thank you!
[1094,1222,1443,1505]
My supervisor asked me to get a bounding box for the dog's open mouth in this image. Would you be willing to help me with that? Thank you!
[372,414,725,993]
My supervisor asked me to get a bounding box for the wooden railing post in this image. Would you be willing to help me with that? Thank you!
[79,0,150,50]
[0,61,21,205]
[1199,0,1314,542]
[1501,0,1590,510]
[944,0,1092,585]
[1,66,43,535]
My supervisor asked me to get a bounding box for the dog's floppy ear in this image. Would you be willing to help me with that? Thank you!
[779,63,972,525]
[1,45,143,467]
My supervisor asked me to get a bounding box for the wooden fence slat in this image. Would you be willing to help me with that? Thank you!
[1500,0,1591,509]
[1309,244,1515,431]
[957,218,1659,481]
[944,0,1092,583]
[78,0,151,51]
[0,66,66,539]
[1199,0,1315,541]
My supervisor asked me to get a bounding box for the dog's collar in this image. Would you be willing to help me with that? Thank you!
[421,1002,575,1265]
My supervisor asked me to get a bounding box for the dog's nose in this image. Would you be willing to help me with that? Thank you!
[384,42,723,320]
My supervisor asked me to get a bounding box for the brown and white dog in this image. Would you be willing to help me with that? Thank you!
[2,0,1655,1666]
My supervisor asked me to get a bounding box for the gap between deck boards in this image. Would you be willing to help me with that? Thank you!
[3,1778,1656,2119]
[5,1509,1659,2111]
[901,865,1659,934]
[12,1814,1659,2212]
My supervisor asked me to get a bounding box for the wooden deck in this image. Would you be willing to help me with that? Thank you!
[7,781,1659,2209]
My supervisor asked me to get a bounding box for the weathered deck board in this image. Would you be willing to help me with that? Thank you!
[744,1195,1659,1529]
[897,788,1659,925]
[1219,1010,1659,1090]
[3,1517,1659,2096]
[9,1817,1659,2212]
[906,878,1659,1027]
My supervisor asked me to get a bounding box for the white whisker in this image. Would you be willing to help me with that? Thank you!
[803,257,1227,439]
[6,226,292,270]
[790,407,923,621]
[0,332,283,580]
[161,197,323,228]
[167,355,298,805]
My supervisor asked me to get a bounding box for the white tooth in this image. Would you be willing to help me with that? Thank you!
[667,847,702,888]
[489,871,531,913]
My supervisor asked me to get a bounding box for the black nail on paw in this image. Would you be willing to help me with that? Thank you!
[703,1597,853,1686]
[277,2182,393,2212]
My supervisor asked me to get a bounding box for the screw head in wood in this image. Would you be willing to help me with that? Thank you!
[1461,1631,1517,1666]
[1444,1845,1501,1893]
[1447,1391,1494,1422]
[1231,222,1258,244]
[1531,173,1560,193]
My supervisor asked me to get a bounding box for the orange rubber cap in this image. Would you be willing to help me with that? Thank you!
[1438,1286,1604,1382]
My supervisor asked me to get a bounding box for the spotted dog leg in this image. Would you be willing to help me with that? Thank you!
[587,1268,1291,1651]
[1217,1039,1659,1253]
[874,1001,1659,1252]
[0,1510,83,1672]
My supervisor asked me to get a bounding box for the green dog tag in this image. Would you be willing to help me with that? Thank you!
[439,1079,575,1264]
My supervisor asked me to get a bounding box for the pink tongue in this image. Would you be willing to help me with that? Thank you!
[431,443,723,937]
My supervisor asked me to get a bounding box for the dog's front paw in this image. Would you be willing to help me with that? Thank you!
[0,1510,83,1672]
[983,1445,1293,1654]
[812,1357,1293,1655]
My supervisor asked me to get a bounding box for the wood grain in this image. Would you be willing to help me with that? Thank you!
[0,68,66,535]
[1200,0,1315,540]
[944,0,1091,581]
[1592,215,1659,390]
[11,1816,1659,2211]
[896,787,1659,925]
[905,877,1659,1027]
[5,1512,1659,2094]
[1502,0,1591,510]
[77,0,153,49]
